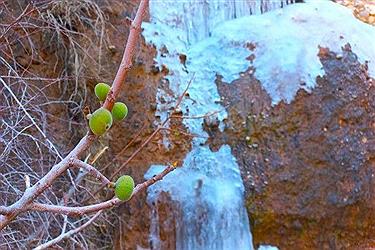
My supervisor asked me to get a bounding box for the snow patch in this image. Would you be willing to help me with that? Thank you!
[144,1,375,105]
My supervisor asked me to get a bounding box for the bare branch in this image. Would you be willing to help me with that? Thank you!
[74,123,146,203]
[0,135,95,225]
[102,0,149,111]
[90,146,109,165]
[0,0,150,230]
[132,163,177,194]
[83,75,196,202]
[110,123,166,180]
[32,163,176,249]
[29,199,118,217]
[0,75,63,160]
[0,4,35,40]
[101,123,146,173]
[175,73,195,109]
[71,159,111,186]
[33,211,103,250]
[108,75,197,180]
[170,110,223,120]
[27,164,176,217]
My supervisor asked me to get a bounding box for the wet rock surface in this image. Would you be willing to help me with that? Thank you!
[210,45,375,249]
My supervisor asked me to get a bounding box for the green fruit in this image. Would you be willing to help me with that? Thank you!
[89,108,113,135]
[112,102,128,121]
[95,83,110,101]
[115,175,134,201]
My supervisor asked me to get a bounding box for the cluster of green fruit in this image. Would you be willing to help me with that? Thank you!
[89,83,128,136]
[92,83,134,201]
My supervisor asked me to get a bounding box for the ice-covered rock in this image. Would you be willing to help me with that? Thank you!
[142,0,375,249]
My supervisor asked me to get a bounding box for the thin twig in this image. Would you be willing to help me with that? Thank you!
[32,163,176,249]
[0,4,35,40]
[33,211,103,250]
[71,159,111,186]
[175,73,195,109]
[82,123,166,202]
[101,123,146,173]
[90,146,109,165]
[0,76,63,160]
[170,110,222,120]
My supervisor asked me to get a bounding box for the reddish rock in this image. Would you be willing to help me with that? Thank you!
[213,45,375,249]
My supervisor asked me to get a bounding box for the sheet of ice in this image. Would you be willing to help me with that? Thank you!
[145,0,296,47]
[218,0,375,103]
[142,1,302,250]
[145,145,252,250]
[144,0,375,105]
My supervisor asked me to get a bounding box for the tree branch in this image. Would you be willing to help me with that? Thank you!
[102,0,149,111]
[132,163,177,194]
[83,75,195,202]
[32,163,176,249]
[0,135,94,227]
[29,199,118,217]
[71,159,111,186]
[0,0,150,230]
[27,164,176,217]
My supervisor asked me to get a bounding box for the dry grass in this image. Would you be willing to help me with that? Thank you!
[40,0,108,102]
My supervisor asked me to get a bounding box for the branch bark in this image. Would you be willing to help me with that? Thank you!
[32,164,176,249]
[71,159,111,186]
[26,164,176,217]
[0,135,94,228]
[0,0,150,230]
[102,0,149,111]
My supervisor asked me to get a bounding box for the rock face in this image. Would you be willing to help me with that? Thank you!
[213,45,375,249]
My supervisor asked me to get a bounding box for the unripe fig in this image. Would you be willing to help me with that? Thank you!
[95,83,110,101]
[112,102,128,121]
[89,108,113,135]
[115,175,134,201]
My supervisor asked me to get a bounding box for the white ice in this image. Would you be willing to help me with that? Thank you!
[144,0,375,105]
[142,0,375,249]
[145,146,252,250]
